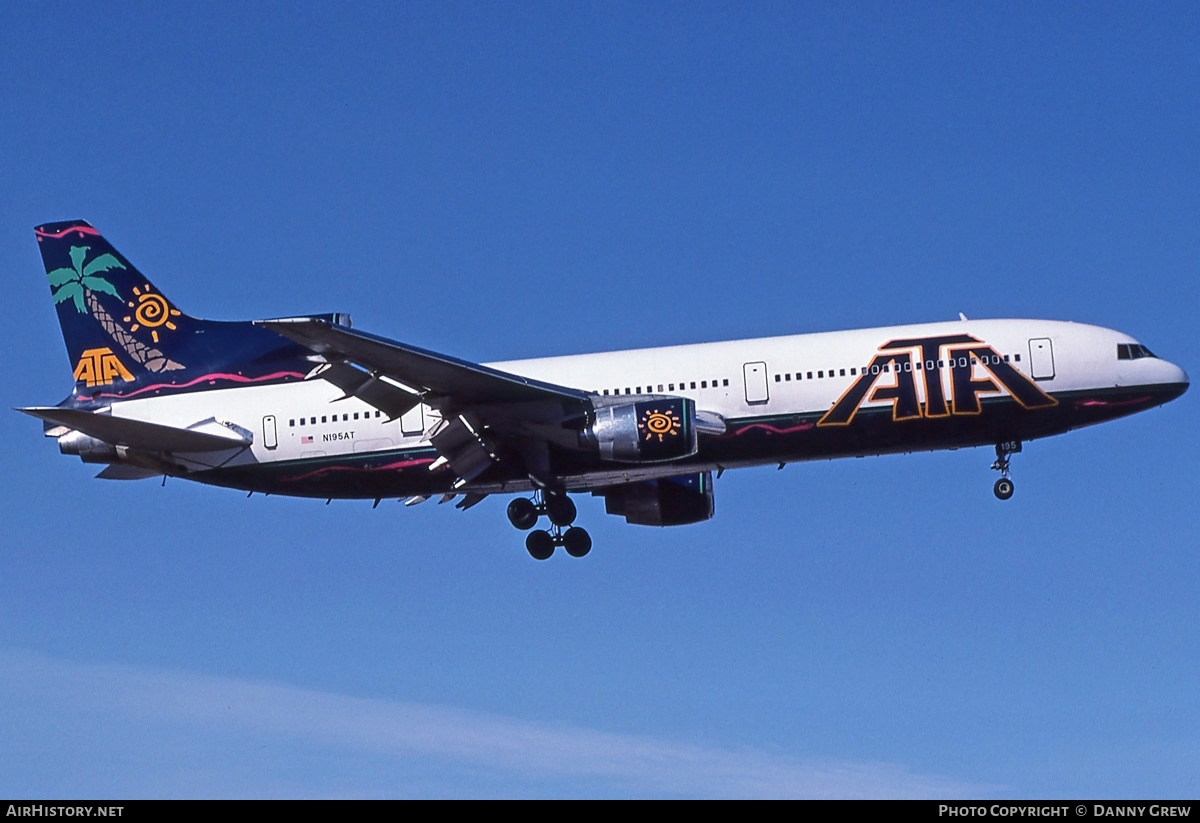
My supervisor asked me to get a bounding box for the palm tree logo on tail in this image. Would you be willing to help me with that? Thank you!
[48,246,185,376]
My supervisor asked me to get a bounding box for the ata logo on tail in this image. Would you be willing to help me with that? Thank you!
[73,347,134,387]
[818,334,1057,427]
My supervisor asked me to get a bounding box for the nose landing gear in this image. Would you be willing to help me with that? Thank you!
[993,477,1015,500]
[991,440,1020,500]
[508,490,591,559]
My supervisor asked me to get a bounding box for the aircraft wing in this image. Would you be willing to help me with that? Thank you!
[259,318,594,487]
[258,318,590,411]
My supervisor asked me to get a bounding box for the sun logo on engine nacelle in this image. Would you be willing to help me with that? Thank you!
[124,283,180,343]
[640,408,682,442]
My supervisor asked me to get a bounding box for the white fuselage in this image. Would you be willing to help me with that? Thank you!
[103,318,1187,492]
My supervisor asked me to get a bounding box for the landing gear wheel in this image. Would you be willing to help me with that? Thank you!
[562,527,592,558]
[544,494,577,527]
[990,441,1020,501]
[507,498,539,530]
[526,530,555,560]
[994,478,1015,500]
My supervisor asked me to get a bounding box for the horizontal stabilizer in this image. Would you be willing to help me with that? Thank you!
[95,464,161,480]
[17,407,251,452]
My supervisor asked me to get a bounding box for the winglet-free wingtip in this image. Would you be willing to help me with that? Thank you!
[256,317,329,327]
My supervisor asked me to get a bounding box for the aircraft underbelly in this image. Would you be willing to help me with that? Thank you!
[193,382,1179,499]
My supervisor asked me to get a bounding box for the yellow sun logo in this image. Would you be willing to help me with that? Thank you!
[640,408,682,442]
[124,283,181,343]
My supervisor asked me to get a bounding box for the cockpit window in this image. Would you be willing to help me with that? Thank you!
[1118,343,1156,360]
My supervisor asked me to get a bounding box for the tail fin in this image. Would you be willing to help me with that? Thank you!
[38,220,191,381]
[36,220,318,399]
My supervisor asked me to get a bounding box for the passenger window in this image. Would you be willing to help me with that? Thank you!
[310,417,316,425]
[289,419,295,427]
[690,382,696,389]
[807,372,813,380]
[321,416,327,423]
[701,381,707,388]
[840,368,846,376]
[723,379,729,386]
[299,418,305,426]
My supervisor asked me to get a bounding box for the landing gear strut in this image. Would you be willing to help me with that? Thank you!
[509,490,591,559]
[991,440,1020,500]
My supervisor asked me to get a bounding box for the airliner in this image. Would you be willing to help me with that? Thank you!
[22,221,1188,559]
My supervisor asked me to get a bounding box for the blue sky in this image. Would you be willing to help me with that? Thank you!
[1,2,1197,798]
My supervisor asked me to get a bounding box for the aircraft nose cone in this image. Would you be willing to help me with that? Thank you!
[1162,360,1188,400]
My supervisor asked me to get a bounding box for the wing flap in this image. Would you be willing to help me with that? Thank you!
[314,362,421,420]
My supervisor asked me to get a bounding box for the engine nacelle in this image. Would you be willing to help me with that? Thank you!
[58,430,118,464]
[584,397,698,463]
[602,472,715,526]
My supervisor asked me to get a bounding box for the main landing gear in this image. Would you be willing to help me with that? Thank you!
[506,490,592,560]
[991,440,1021,500]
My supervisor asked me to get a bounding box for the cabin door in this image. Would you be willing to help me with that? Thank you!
[1028,338,1055,380]
[262,415,278,450]
[743,362,769,405]
[400,404,425,437]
